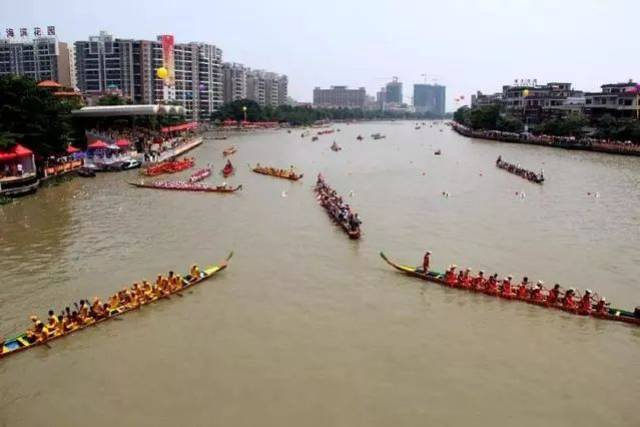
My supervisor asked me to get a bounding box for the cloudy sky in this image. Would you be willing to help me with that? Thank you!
[3,0,638,110]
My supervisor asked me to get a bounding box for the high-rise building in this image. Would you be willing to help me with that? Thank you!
[243,69,287,107]
[246,70,289,107]
[277,75,288,106]
[75,32,136,98]
[0,34,72,87]
[222,62,247,103]
[413,84,446,115]
[313,86,366,108]
[264,72,280,107]
[68,46,77,89]
[385,77,402,104]
[75,31,223,121]
[246,69,266,106]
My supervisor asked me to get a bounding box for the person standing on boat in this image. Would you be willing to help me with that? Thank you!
[422,251,431,273]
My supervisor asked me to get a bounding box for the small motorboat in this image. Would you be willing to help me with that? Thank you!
[121,159,141,170]
[330,142,342,152]
[434,150,442,156]
[356,135,363,141]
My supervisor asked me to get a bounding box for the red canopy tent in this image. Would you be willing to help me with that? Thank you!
[87,140,110,149]
[115,139,131,148]
[0,144,34,162]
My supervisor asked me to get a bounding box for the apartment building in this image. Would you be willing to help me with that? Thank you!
[0,34,72,87]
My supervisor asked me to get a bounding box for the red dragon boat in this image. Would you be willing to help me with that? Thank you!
[141,158,195,177]
[188,167,212,183]
[129,181,242,193]
[380,252,640,328]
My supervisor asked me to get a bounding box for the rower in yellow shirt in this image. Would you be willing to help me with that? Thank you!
[190,264,201,280]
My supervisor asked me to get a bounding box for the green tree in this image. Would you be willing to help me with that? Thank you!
[538,112,587,137]
[211,99,264,122]
[0,75,74,155]
[469,105,501,130]
[97,94,131,106]
[496,114,523,132]
[453,106,471,125]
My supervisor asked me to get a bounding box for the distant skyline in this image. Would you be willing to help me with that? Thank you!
[2,0,639,111]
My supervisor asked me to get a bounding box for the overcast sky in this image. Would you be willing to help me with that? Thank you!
[2,0,639,110]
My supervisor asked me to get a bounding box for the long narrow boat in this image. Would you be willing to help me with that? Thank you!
[380,252,640,327]
[141,158,195,177]
[314,178,361,240]
[188,167,213,183]
[496,156,544,184]
[250,165,303,181]
[1,253,233,360]
[129,182,242,193]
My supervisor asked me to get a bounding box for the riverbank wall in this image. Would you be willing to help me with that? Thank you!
[450,122,640,157]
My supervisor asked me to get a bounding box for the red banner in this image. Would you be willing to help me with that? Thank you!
[161,122,198,133]
[161,35,175,87]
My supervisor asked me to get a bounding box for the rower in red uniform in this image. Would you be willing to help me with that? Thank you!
[485,274,499,296]
[422,251,431,273]
[460,268,472,289]
[594,297,608,315]
[445,265,457,287]
[530,281,545,302]
[579,290,593,315]
[516,277,529,299]
[472,270,485,291]
[455,270,465,288]
[501,275,515,298]
[562,288,577,311]
[546,284,562,306]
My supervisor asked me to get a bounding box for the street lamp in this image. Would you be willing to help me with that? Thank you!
[242,105,247,122]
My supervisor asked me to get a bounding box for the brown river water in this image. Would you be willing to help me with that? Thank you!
[1,122,639,426]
